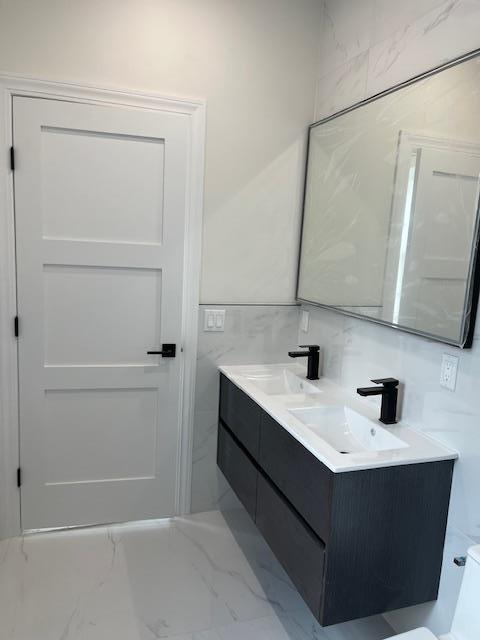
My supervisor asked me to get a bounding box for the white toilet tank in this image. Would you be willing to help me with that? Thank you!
[450,545,480,640]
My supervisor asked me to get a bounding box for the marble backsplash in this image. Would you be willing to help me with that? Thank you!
[191,304,300,514]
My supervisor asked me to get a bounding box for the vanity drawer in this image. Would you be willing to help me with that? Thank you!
[219,374,262,458]
[259,412,332,542]
[256,473,325,619]
[217,422,258,519]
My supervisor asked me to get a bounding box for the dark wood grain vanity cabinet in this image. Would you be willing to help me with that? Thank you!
[217,374,454,626]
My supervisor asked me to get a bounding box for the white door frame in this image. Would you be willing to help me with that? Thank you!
[0,74,206,539]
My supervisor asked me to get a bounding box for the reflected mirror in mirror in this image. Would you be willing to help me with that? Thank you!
[297,51,480,347]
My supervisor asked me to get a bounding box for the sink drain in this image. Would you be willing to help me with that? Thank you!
[339,450,350,454]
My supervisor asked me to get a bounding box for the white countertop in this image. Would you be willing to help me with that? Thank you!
[219,363,458,473]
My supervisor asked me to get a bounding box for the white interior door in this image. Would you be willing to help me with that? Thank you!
[13,96,189,531]
[383,132,480,341]
[400,145,480,340]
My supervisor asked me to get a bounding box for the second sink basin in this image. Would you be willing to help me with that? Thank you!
[243,368,321,396]
[289,405,409,453]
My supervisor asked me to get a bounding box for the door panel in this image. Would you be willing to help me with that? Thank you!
[43,388,158,484]
[41,126,165,243]
[14,96,189,530]
[43,265,162,366]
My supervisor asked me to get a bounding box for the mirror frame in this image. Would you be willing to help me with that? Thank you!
[296,47,480,348]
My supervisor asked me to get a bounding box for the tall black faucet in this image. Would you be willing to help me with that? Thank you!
[356,378,399,424]
[288,345,320,380]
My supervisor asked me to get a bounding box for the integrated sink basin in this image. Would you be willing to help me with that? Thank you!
[243,368,321,396]
[288,405,409,453]
[220,363,457,472]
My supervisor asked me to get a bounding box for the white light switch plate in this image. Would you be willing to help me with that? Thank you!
[440,353,458,391]
[204,309,225,332]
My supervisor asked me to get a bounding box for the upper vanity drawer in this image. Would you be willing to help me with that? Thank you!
[259,412,333,542]
[219,374,262,458]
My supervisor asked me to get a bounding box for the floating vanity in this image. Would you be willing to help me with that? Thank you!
[217,364,457,626]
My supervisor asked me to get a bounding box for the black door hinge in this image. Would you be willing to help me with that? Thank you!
[10,146,15,172]
[17,467,22,488]
[14,315,19,338]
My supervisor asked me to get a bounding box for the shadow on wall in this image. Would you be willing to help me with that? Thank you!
[201,137,306,304]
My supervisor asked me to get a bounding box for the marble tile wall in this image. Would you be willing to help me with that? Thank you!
[191,305,300,514]
[316,0,480,120]
[309,0,480,634]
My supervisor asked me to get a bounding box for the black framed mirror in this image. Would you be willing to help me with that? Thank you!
[297,49,480,348]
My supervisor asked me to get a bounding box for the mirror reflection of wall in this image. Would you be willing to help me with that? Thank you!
[298,54,480,347]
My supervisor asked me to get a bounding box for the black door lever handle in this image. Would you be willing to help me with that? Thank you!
[147,343,176,358]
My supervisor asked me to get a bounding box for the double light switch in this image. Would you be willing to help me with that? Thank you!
[204,309,226,332]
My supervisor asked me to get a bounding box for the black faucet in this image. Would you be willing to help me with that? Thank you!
[356,378,399,424]
[288,345,320,380]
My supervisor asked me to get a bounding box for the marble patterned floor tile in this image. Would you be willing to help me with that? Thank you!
[116,520,217,638]
[0,526,140,639]
[173,511,305,626]
[0,509,394,640]
[214,615,328,640]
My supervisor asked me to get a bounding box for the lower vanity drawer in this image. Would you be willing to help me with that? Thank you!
[217,422,258,519]
[259,412,332,542]
[255,473,325,619]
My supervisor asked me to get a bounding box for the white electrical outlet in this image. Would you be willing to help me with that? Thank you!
[440,353,459,391]
[300,310,310,333]
[204,309,225,332]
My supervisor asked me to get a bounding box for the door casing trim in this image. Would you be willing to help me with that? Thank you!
[0,73,206,538]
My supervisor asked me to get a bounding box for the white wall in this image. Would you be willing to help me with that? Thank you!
[0,0,323,304]
[308,0,480,635]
